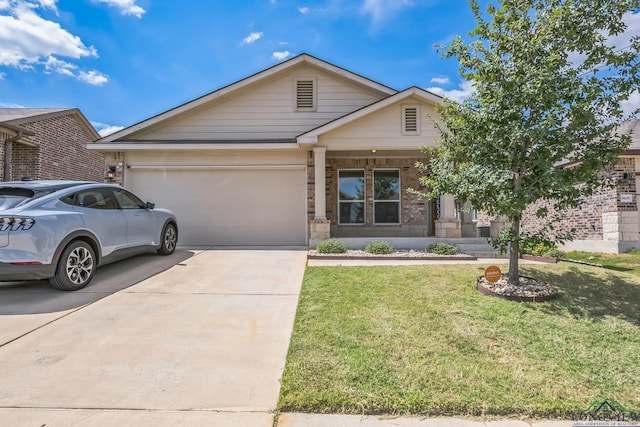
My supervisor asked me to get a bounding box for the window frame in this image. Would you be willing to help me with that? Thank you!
[337,169,366,225]
[373,168,401,225]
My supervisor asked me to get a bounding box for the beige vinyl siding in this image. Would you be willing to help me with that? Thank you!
[131,65,385,141]
[321,100,441,150]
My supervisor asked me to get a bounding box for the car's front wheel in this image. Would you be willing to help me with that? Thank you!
[49,240,96,291]
[157,223,177,255]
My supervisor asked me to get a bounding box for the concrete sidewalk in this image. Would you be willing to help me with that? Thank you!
[278,413,574,426]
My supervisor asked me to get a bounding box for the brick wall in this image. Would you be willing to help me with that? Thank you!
[487,158,638,242]
[309,155,431,237]
[9,114,104,182]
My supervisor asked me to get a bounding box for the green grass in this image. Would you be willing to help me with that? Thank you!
[278,262,640,418]
[565,250,640,275]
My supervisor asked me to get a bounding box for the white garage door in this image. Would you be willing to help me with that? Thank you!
[127,167,307,246]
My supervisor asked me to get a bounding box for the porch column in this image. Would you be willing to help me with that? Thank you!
[314,146,327,219]
[310,146,330,241]
[435,194,461,238]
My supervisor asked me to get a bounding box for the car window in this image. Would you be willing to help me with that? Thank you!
[114,189,145,209]
[0,187,35,211]
[76,188,117,210]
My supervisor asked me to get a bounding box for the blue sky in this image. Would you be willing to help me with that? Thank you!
[0,0,638,136]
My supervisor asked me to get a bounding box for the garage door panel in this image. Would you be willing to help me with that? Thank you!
[128,168,307,246]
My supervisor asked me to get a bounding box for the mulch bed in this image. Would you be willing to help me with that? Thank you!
[477,274,559,302]
[308,249,477,261]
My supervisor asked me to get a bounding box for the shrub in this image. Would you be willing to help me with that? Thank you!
[365,241,394,255]
[543,249,565,259]
[428,242,458,255]
[316,238,347,254]
[519,235,559,256]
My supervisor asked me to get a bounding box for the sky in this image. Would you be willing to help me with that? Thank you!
[0,0,639,137]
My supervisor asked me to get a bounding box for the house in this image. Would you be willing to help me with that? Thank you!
[89,53,640,252]
[90,54,464,247]
[519,119,640,254]
[0,108,104,182]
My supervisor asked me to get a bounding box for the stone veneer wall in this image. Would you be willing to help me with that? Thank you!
[311,156,430,237]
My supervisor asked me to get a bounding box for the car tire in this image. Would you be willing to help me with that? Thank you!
[157,223,177,255]
[49,240,96,291]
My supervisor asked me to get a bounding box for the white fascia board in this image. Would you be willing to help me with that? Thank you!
[88,142,301,151]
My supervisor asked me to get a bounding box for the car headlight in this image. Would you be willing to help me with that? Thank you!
[0,217,36,231]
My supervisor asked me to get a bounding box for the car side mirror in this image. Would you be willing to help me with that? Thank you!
[145,202,155,209]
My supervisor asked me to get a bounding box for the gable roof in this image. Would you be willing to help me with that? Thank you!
[296,86,443,145]
[0,108,100,141]
[621,118,640,154]
[98,53,398,143]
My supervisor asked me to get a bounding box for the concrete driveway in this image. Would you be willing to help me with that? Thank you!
[0,249,307,427]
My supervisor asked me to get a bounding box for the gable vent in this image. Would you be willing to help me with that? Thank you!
[296,80,315,109]
[404,107,418,132]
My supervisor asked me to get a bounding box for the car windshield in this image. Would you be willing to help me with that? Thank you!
[0,188,36,211]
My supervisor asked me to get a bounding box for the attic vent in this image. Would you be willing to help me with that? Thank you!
[402,104,420,135]
[295,78,316,111]
[404,108,418,132]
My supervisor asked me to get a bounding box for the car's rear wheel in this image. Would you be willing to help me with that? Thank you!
[157,223,177,255]
[49,240,96,291]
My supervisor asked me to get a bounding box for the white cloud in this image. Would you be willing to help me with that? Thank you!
[93,122,125,136]
[426,80,474,102]
[621,90,640,118]
[78,70,108,85]
[298,6,309,14]
[241,32,263,45]
[35,0,57,10]
[93,0,145,18]
[362,0,413,27]
[430,76,450,85]
[0,101,26,107]
[272,50,291,60]
[0,1,109,84]
[0,2,97,67]
[44,55,76,76]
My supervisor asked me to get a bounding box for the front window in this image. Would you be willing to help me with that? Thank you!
[338,170,365,224]
[373,169,400,224]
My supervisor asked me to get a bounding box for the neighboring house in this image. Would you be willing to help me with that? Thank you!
[521,119,640,253]
[89,53,640,252]
[0,108,104,182]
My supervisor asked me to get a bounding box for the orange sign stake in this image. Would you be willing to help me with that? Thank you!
[484,265,502,283]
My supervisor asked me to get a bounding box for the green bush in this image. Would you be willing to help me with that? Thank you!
[427,242,458,255]
[316,238,347,254]
[365,241,394,255]
[543,249,565,259]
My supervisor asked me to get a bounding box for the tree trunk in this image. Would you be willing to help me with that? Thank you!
[509,218,520,286]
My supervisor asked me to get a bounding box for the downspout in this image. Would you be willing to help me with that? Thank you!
[4,134,19,182]
[2,127,35,182]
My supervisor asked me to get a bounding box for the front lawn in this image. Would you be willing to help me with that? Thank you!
[278,262,640,418]
[565,250,640,276]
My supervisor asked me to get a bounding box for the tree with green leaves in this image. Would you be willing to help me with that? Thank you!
[416,0,640,285]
